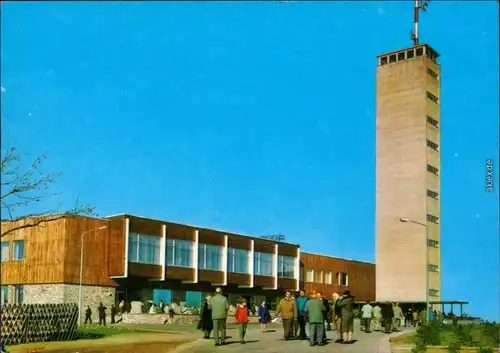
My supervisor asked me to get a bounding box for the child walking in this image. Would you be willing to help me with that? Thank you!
[235,298,249,344]
[258,300,270,332]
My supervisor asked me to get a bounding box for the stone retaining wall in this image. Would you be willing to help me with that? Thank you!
[121,313,261,325]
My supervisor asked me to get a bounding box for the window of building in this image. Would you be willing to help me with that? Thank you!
[427,67,439,79]
[380,56,388,66]
[13,240,24,261]
[428,264,439,272]
[1,286,8,305]
[166,239,193,268]
[427,239,439,248]
[398,52,405,61]
[324,271,332,284]
[278,255,296,278]
[128,233,161,265]
[427,214,439,224]
[426,115,439,128]
[337,272,348,286]
[228,248,250,274]
[426,139,439,151]
[427,189,439,200]
[14,285,23,304]
[305,269,314,282]
[426,91,439,104]
[1,242,9,262]
[315,270,323,283]
[389,54,396,63]
[429,289,439,297]
[407,50,415,59]
[198,244,223,271]
[416,47,424,56]
[254,252,273,276]
[427,164,439,175]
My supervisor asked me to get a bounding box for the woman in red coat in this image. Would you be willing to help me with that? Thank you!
[235,298,249,344]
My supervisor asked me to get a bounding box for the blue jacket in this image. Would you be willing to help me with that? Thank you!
[296,297,309,316]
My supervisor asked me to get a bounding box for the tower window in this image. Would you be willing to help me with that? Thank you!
[427,239,439,247]
[427,189,439,199]
[427,67,439,79]
[429,289,439,297]
[416,48,424,56]
[380,56,388,66]
[426,139,439,151]
[398,52,405,61]
[426,115,439,128]
[428,264,439,272]
[407,50,415,59]
[426,214,439,224]
[426,91,440,104]
[389,54,397,63]
[427,164,439,175]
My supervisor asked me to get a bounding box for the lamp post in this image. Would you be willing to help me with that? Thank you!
[78,225,108,325]
[399,217,430,323]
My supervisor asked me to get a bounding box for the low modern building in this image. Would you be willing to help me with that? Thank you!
[1,214,375,317]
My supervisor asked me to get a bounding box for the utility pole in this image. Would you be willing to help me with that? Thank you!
[411,0,429,45]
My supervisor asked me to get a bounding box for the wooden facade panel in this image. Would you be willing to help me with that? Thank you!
[301,252,375,301]
[227,273,249,286]
[278,278,296,291]
[227,236,251,250]
[278,244,298,257]
[1,218,67,285]
[129,216,163,236]
[165,266,194,281]
[254,275,274,288]
[107,217,126,277]
[63,217,116,287]
[254,240,275,254]
[199,229,224,246]
[128,263,162,278]
[166,223,195,242]
[198,269,224,284]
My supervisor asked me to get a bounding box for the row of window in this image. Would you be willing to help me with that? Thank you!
[427,189,439,200]
[1,285,23,305]
[427,214,439,224]
[128,234,297,278]
[426,91,440,104]
[427,239,439,248]
[1,241,25,262]
[429,289,440,297]
[426,139,439,151]
[427,164,439,175]
[426,115,439,128]
[428,264,439,272]
[379,46,436,66]
[426,68,439,80]
[305,269,348,286]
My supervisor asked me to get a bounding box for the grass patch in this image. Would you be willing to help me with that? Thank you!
[76,326,147,340]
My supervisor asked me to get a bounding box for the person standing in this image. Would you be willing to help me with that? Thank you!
[321,295,331,337]
[393,303,403,331]
[276,290,298,341]
[405,309,413,327]
[84,305,92,325]
[119,300,125,314]
[381,302,394,333]
[110,304,117,324]
[291,293,299,338]
[361,302,373,333]
[211,287,229,346]
[199,294,213,339]
[412,309,419,327]
[235,298,249,344]
[97,302,107,326]
[258,300,270,333]
[305,291,326,347]
[296,290,309,340]
[337,290,355,344]
[372,303,382,331]
[331,293,342,341]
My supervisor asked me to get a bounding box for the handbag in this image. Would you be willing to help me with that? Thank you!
[197,319,203,330]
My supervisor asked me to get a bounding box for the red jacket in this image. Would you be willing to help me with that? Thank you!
[235,304,249,324]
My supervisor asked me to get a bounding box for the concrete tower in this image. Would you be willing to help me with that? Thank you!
[375,44,441,303]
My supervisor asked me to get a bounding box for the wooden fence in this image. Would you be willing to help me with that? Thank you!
[0,303,79,346]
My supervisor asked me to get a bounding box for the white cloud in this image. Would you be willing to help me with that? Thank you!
[1,86,6,93]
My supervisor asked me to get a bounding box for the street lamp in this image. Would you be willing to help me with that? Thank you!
[399,217,430,323]
[78,225,108,325]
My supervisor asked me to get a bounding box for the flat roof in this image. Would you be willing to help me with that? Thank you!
[301,251,374,265]
[106,213,300,246]
[376,43,440,59]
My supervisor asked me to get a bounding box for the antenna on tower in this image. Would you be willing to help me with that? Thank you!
[411,0,429,46]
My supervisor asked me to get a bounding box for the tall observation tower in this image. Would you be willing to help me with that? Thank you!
[375,0,441,306]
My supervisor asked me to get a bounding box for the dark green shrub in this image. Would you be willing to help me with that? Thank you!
[447,340,461,353]
[477,347,494,353]
[75,330,105,340]
[415,320,442,346]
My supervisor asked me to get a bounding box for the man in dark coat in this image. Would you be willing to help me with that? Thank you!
[381,302,394,333]
[84,305,92,325]
[110,304,116,324]
[98,302,107,326]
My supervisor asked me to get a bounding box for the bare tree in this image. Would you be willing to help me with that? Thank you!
[1,147,95,238]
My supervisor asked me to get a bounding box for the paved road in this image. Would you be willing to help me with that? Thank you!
[174,322,413,353]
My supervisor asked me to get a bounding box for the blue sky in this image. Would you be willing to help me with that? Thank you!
[1,2,498,321]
